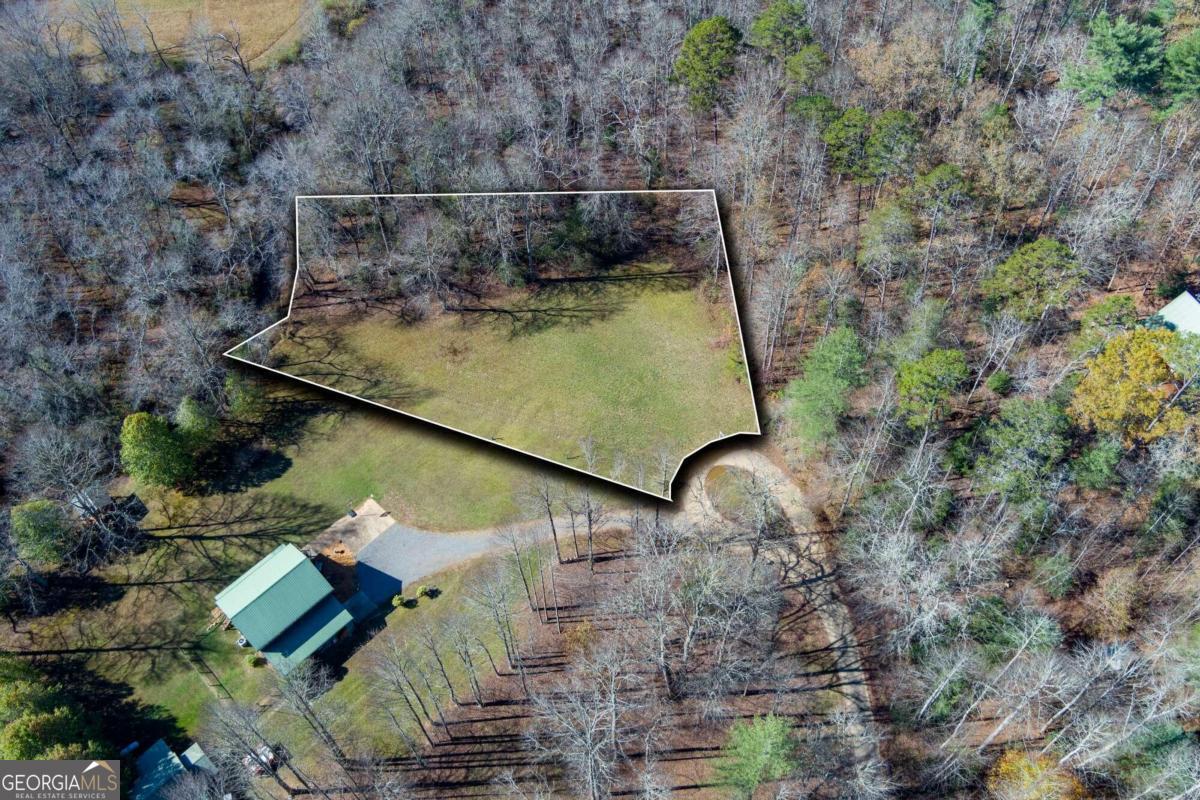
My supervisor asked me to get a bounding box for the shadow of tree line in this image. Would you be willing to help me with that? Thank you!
[236,322,439,417]
[444,263,702,337]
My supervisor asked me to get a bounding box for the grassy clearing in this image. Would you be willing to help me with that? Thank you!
[66,0,310,66]
[259,406,544,531]
[268,265,757,492]
[135,628,275,733]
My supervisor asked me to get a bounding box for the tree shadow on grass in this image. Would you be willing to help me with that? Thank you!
[195,446,293,494]
[256,321,439,408]
[445,264,702,338]
[188,379,347,496]
[39,656,187,750]
[3,493,339,684]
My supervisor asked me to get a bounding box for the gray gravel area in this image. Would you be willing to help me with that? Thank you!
[355,523,497,603]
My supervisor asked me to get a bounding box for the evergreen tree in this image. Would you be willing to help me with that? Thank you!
[10,501,72,567]
[784,43,828,90]
[982,238,1083,322]
[866,109,919,182]
[175,396,219,451]
[911,164,970,219]
[748,0,811,60]
[1072,294,1138,357]
[120,412,195,488]
[674,17,742,112]
[897,348,968,428]
[784,326,867,450]
[822,107,871,178]
[1067,12,1165,103]
[973,398,1070,502]
[717,715,798,799]
[789,93,838,126]
[0,662,104,760]
[1165,29,1200,106]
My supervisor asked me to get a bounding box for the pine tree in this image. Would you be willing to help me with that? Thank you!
[822,107,871,178]
[1165,29,1200,106]
[981,238,1083,322]
[716,715,798,799]
[1067,12,1165,103]
[866,110,919,183]
[784,326,867,450]
[897,349,968,428]
[674,17,741,112]
[748,0,811,61]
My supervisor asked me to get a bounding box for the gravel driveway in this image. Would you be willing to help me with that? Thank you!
[355,523,498,603]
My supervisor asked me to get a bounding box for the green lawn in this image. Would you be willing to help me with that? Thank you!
[11,400,545,741]
[59,396,573,737]
[134,628,275,733]
[259,265,758,494]
[260,406,545,530]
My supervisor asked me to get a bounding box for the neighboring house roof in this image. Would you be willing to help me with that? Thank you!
[132,740,186,800]
[179,743,214,773]
[1156,291,1200,336]
[215,543,352,675]
[68,486,112,518]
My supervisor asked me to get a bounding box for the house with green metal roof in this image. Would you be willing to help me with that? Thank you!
[1154,291,1200,336]
[215,543,353,674]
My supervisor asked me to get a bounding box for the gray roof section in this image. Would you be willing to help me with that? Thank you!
[133,740,185,800]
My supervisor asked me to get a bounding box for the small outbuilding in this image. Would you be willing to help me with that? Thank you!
[1154,290,1200,336]
[215,543,353,674]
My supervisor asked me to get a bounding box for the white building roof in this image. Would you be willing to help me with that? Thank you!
[1157,291,1200,336]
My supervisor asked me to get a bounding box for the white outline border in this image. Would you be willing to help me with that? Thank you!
[223,189,761,501]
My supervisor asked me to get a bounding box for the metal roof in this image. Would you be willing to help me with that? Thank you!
[132,740,185,800]
[262,594,354,675]
[1156,291,1200,336]
[179,743,214,773]
[215,544,333,648]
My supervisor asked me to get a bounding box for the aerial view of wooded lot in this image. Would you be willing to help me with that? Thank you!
[1,0,1200,798]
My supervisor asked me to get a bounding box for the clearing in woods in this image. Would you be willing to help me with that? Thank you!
[230,191,760,498]
[68,0,311,65]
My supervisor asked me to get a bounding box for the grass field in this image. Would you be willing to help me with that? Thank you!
[134,627,275,733]
[68,0,310,65]
[260,406,547,530]
[258,264,758,494]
